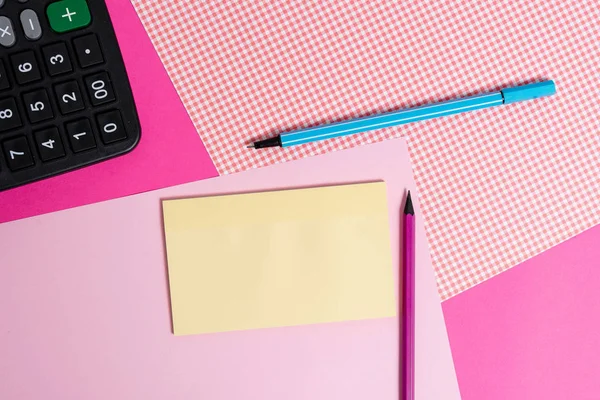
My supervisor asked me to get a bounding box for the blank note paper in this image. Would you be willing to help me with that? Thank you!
[162,182,396,335]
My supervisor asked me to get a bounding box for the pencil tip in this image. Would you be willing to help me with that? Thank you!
[404,191,414,215]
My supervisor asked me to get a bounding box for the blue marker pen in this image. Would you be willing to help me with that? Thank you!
[248,80,556,149]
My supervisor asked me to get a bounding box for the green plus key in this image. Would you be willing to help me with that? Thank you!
[47,0,91,33]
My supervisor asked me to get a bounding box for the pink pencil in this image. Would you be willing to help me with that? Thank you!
[402,191,415,400]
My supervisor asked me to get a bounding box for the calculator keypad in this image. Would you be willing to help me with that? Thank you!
[0,0,141,191]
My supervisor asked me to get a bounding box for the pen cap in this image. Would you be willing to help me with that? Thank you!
[501,80,556,104]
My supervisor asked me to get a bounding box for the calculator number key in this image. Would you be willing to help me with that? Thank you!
[85,72,115,106]
[2,136,34,171]
[54,80,84,114]
[10,51,42,85]
[0,97,22,132]
[23,89,53,123]
[97,110,127,144]
[66,118,96,152]
[34,127,65,161]
[73,34,104,68]
[42,42,73,76]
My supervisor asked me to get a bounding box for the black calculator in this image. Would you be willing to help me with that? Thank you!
[0,0,140,191]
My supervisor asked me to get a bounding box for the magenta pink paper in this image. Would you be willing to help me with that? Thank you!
[443,224,600,399]
[0,0,218,224]
[0,140,460,400]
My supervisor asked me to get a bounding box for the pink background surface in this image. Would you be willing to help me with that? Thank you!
[444,224,600,399]
[0,0,218,224]
[0,140,460,400]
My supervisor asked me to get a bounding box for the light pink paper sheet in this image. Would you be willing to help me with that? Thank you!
[0,140,460,400]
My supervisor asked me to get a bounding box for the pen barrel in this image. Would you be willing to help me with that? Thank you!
[402,213,415,400]
[280,93,504,146]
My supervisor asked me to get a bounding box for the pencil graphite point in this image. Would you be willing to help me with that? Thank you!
[404,191,414,215]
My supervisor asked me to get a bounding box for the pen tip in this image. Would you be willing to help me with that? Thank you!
[404,191,414,215]
[247,144,255,148]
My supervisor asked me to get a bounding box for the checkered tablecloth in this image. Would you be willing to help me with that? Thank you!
[132,0,600,300]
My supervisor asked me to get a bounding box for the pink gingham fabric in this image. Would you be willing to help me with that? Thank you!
[131,0,600,300]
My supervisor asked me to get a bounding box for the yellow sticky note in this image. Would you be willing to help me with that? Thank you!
[162,182,396,335]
